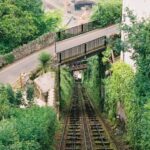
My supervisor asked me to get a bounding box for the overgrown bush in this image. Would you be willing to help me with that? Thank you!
[0,82,58,150]
[83,56,100,106]
[91,0,122,27]
[4,53,15,64]
[104,61,134,122]
[26,84,34,102]
[121,8,150,149]
[38,52,52,73]
[0,84,10,120]
[0,107,58,150]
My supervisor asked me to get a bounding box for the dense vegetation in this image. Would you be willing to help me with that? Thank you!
[83,56,100,107]
[121,9,150,149]
[0,0,61,54]
[0,84,58,150]
[84,6,150,150]
[91,0,122,27]
[60,67,74,113]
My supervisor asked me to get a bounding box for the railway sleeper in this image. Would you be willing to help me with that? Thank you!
[67,135,81,138]
[95,141,110,146]
[91,126,103,130]
[65,148,81,150]
[69,126,81,129]
[65,143,81,146]
[92,129,104,133]
[67,133,81,136]
[93,136,107,141]
[96,148,113,150]
[66,137,82,140]
[68,130,81,133]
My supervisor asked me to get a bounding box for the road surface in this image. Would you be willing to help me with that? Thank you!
[0,45,55,84]
[0,25,119,84]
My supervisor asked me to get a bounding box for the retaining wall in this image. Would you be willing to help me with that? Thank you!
[0,32,55,68]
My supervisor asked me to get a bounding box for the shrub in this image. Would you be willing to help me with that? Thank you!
[0,107,58,150]
[4,53,15,64]
[11,107,58,150]
[38,52,52,73]
[104,61,134,122]
[91,0,122,27]
[26,84,34,102]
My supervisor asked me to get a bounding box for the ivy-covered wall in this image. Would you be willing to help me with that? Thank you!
[60,66,74,113]
[82,55,101,108]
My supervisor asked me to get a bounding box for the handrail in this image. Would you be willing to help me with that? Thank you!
[56,20,117,41]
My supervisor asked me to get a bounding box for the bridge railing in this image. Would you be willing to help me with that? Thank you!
[57,36,106,64]
[56,20,100,41]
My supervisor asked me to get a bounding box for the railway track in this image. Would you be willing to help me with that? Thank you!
[59,82,116,150]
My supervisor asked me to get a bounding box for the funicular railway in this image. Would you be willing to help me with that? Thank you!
[58,83,116,150]
[56,21,119,150]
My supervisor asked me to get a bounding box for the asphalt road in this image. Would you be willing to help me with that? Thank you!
[0,25,119,84]
[0,45,55,84]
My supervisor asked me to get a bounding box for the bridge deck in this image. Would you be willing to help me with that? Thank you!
[56,24,119,53]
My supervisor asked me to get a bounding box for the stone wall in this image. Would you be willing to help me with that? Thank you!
[0,32,55,68]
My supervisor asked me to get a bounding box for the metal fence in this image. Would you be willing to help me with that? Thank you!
[57,36,106,64]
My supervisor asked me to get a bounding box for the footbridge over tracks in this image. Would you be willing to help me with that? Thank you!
[55,22,120,65]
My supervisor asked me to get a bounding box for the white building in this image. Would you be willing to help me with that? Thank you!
[121,0,150,69]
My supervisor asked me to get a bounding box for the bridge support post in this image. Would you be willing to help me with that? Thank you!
[58,31,61,41]
[98,53,105,112]
[56,65,61,120]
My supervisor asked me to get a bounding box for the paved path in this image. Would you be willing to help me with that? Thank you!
[0,25,119,84]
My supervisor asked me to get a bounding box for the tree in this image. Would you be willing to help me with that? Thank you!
[15,90,23,106]
[38,52,52,73]
[0,0,61,54]
[0,84,10,120]
[91,0,122,27]
[5,85,15,104]
[0,106,58,150]
[0,1,38,54]
[26,84,34,102]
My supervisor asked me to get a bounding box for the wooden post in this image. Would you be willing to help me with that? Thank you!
[81,24,84,33]
[57,65,61,120]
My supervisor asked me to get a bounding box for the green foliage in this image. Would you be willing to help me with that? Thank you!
[140,102,150,149]
[60,67,74,113]
[91,0,122,27]
[0,107,58,150]
[121,8,150,149]
[83,56,100,106]
[38,52,51,73]
[102,46,112,64]
[11,107,57,150]
[4,53,15,64]
[15,90,23,106]
[0,119,21,150]
[26,84,34,102]
[0,84,10,120]
[0,0,61,54]
[0,83,58,149]
[104,61,134,122]
[44,10,62,32]
[5,85,16,104]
